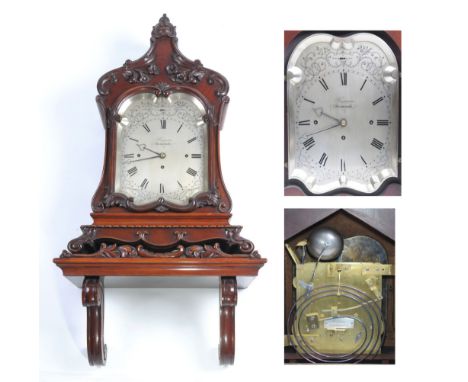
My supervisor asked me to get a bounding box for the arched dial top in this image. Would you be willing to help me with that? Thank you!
[115,91,208,206]
[287,33,399,195]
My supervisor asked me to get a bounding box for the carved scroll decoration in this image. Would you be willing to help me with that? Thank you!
[154,82,171,96]
[67,226,97,254]
[122,60,160,84]
[207,72,229,98]
[224,227,260,258]
[97,73,118,96]
[82,277,106,366]
[95,192,132,211]
[94,188,226,213]
[166,56,205,84]
[219,276,237,365]
[61,242,258,259]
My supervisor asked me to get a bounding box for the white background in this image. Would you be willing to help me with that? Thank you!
[2,0,468,381]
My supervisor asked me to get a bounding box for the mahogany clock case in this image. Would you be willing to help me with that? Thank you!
[52,14,266,367]
[54,14,265,273]
[284,30,401,196]
[284,209,395,364]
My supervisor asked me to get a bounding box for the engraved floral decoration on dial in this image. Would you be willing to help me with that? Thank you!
[115,92,208,205]
[287,33,399,195]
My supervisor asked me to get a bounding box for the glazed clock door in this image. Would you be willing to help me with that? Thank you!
[286,32,400,195]
[114,91,209,206]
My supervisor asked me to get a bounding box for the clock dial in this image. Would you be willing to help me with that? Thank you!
[115,92,208,205]
[287,33,399,194]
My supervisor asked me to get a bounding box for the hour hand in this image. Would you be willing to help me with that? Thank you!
[312,107,324,117]
[313,107,340,123]
[137,143,162,156]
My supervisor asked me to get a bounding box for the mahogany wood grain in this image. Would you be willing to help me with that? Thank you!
[91,212,231,226]
[56,14,264,271]
[82,277,106,366]
[53,14,266,367]
[219,276,237,365]
[55,257,266,277]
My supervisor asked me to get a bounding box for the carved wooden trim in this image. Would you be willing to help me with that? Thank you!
[67,226,97,253]
[61,242,258,259]
[122,60,160,84]
[97,73,118,96]
[166,56,205,84]
[82,277,106,366]
[92,224,230,228]
[151,13,177,39]
[185,243,249,258]
[225,227,259,257]
[63,224,261,259]
[53,14,267,370]
[90,13,234,215]
[96,192,131,210]
[94,188,226,213]
[173,230,187,240]
[219,276,237,365]
[154,81,171,96]
[207,73,229,98]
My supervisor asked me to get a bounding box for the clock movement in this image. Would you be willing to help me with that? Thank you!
[53,14,266,366]
[284,209,395,363]
[285,31,401,195]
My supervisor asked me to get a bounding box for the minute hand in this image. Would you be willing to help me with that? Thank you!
[129,154,162,162]
[310,123,340,136]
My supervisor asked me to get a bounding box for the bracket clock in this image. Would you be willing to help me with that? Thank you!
[53,14,266,366]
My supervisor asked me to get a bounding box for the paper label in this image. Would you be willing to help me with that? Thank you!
[324,317,355,330]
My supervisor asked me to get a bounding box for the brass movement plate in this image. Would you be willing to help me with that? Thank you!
[292,262,386,355]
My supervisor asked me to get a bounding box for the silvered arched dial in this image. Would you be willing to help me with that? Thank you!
[287,33,399,195]
[114,91,208,205]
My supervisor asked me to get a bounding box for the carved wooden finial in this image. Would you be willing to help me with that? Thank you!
[152,13,177,39]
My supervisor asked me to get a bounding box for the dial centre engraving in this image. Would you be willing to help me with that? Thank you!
[287,32,399,194]
[115,92,208,205]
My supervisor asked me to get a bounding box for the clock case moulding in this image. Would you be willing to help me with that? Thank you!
[284,30,401,196]
[53,14,266,366]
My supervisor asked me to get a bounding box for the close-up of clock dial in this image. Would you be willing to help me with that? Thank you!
[114,91,208,205]
[286,32,400,195]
